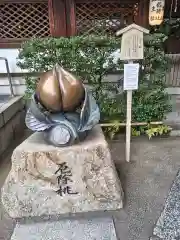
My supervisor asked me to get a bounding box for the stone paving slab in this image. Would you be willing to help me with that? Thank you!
[11,217,117,240]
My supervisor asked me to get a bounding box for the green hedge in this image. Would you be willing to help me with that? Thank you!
[17,34,171,124]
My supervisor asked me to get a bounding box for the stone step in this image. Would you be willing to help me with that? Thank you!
[0,96,25,158]
[11,217,117,240]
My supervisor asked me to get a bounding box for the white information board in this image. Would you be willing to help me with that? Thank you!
[123,63,140,90]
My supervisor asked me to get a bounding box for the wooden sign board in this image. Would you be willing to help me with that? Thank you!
[116,24,149,162]
[116,24,149,61]
[149,0,165,26]
[120,30,143,60]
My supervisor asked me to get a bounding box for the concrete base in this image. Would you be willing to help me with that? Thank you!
[0,96,25,157]
[11,217,117,240]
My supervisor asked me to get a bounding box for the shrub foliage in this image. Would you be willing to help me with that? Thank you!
[17,34,171,124]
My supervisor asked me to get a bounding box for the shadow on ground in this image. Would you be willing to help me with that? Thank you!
[1,134,180,240]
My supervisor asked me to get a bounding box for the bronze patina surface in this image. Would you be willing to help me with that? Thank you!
[36,65,85,112]
[26,64,100,147]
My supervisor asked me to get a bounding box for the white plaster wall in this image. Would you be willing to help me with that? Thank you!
[1,48,180,96]
[0,49,26,95]
[0,49,25,73]
[0,74,122,95]
[0,77,26,95]
[0,48,123,95]
[0,49,121,74]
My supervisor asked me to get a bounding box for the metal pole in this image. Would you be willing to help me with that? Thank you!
[0,57,14,97]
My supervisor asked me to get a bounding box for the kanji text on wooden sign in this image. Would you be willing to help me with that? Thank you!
[116,24,149,60]
[149,0,165,26]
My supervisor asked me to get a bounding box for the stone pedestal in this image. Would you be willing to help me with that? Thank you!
[1,125,123,219]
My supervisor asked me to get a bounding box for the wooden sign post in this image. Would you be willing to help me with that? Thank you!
[116,24,149,162]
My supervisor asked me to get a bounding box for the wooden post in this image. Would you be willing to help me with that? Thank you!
[126,88,132,162]
[124,61,140,162]
[65,0,76,36]
[138,0,150,28]
[126,60,133,162]
[116,24,149,162]
[48,0,67,37]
